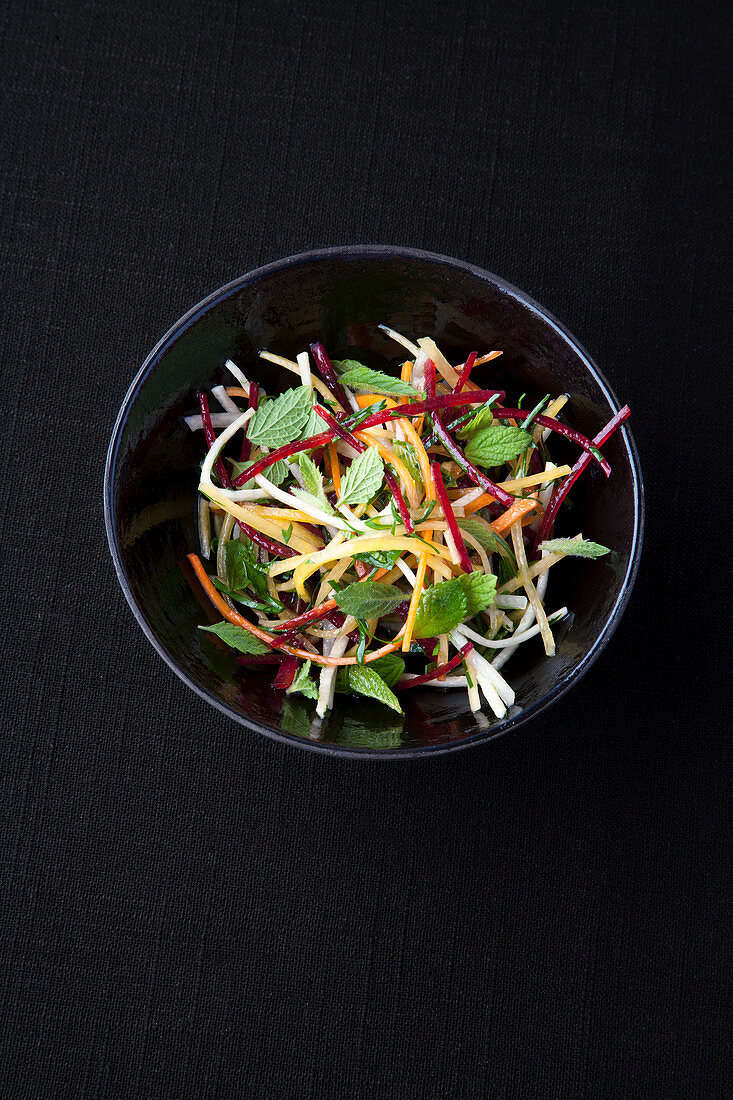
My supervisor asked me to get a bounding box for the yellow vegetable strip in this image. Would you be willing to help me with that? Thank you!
[510,520,555,656]
[402,552,428,652]
[268,535,451,579]
[498,553,565,594]
[417,337,459,387]
[259,350,336,406]
[202,484,317,554]
[244,505,321,523]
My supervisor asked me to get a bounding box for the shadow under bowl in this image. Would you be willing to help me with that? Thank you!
[104,245,644,757]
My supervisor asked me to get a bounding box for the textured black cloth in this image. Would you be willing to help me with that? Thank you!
[1,0,730,1096]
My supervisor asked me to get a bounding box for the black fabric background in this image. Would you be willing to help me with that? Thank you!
[1,0,730,1096]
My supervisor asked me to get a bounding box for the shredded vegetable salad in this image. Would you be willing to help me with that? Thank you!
[186,329,630,721]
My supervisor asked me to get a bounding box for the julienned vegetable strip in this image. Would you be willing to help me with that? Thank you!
[231,391,505,487]
[309,342,351,411]
[314,404,414,531]
[198,392,233,489]
[187,554,404,667]
[532,405,631,550]
[494,409,611,475]
[432,463,471,573]
[239,383,258,462]
[189,330,628,720]
[430,410,515,508]
[454,351,477,394]
[397,642,474,688]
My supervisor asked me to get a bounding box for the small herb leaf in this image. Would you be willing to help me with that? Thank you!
[540,538,610,558]
[457,571,497,617]
[333,581,405,620]
[337,365,419,397]
[247,386,313,447]
[287,659,319,700]
[464,424,533,466]
[413,579,467,638]
[339,664,403,713]
[199,620,268,655]
[230,457,288,488]
[338,447,384,507]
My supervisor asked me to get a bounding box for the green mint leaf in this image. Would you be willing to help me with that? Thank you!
[412,578,468,638]
[211,576,283,615]
[298,403,325,441]
[366,653,405,688]
[199,620,268,655]
[281,523,293,545]
[333,581,405,620]
[354,548,403,570]
[286,659,319,700]
[540,538,611,559]
[293,452,332,513]
[225,538,271,603]
[339,664,403,714]
[464,424,533,466]
[247,386,313,447]
[456,517,501,552]
[337,365,419,397]
[457,571,497,617]
[230,457,288,488]
[457,402,497,438]
[331,358,368,373]
[338,446,384,507]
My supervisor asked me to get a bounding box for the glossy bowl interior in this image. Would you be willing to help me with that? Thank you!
[104,246,643,757]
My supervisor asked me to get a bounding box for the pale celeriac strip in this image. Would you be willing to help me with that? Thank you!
[198,496,212,559]
[510,520,555,656]
[378,325,420,356]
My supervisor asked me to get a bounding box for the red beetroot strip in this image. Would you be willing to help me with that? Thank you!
[309,342,352,411]
[314,405,414,533]
[199,392,233,490]
[271,655,299,690]
[397,642,474,688]
[532,405,631,552]
[238,384,259,462]
[232,390,505,487]
[494,409,611,476]
[431,463,472,573]
[454,351,477,394]
[430,412,515,508]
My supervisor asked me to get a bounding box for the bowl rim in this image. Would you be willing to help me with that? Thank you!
[104,244,645,759]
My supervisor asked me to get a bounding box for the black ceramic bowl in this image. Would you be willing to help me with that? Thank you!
[105,246,643,757]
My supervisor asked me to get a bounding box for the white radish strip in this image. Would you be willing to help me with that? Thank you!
[254,473,349,531]
[225,359,256,395]
[496,594,528,610]
[378,324,420,355]
[442,527,462,567]
[212,385,243,415]
[200,410,254,487]
[510,521,555,657]
[317,631,349,717]
[185,412,240,431]
[458,636,514,707]
[396,558,418,585]
[497,552,564,594]
[297,350,312,390]
[410,351,427,393]
[455,610,567,649]
[467,679,482,712]
[198,496,212,559]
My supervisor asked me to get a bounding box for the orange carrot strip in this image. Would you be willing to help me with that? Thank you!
[491,497,538,534]
[327,442,341,495]
[353,393,398,409]
[187,554,403,666]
